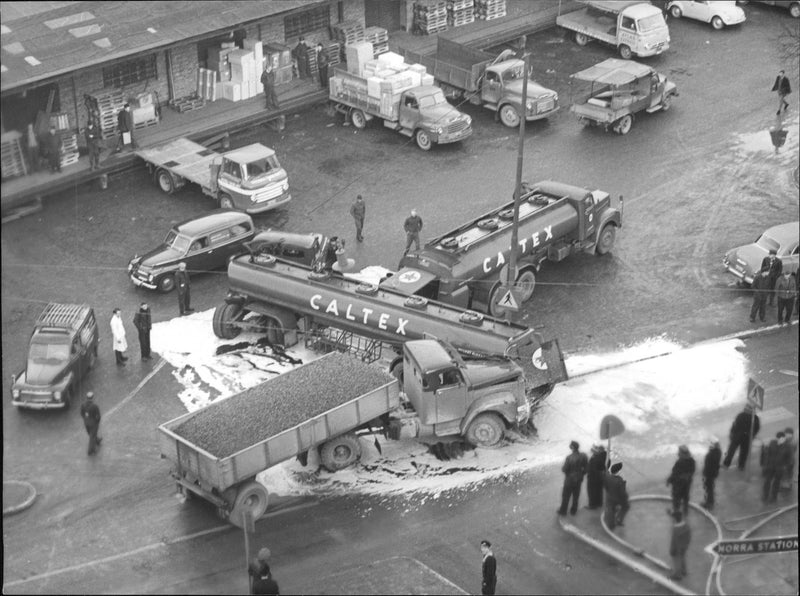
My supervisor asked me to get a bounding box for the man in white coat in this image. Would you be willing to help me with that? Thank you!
[110,308,128,366]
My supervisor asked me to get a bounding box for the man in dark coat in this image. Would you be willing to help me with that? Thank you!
[762,431,789,503]
[292,36,310,79]
[668,509,691,581]
[723,404,760,470]
[667,445,696,516]
[114,103,136,152]
[775,270,795,324]
[558,440,588,516]
[249,547,279,595]
[749,268,771,323]
[260,64,280,111]
[175,262,193,316]
[84,122,103,170]
[133,302,152,360]
[316,43,330,89]
[350,195,366,242]
[403,209,424,255]
[772,69,791,114]
[700,437,722,510]
[586,444,607,509]
[42,126,62,173]
[760,250,783,306]
[480,540,497,596]
[80,392,102,455]
[603,462,629,530]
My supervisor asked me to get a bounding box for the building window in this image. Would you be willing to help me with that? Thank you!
[102,55,158,88]
[284,5,330,39]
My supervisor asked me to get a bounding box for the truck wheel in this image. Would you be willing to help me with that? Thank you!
[711,16,724,29]
[157,273,176,293]
[596,224,617,255]
[156,168,175,194]
[228,481,269,527]
[574,32,589,46]
[219,194,234,210]
[618,44,633,60]
[516,268,537,302]
[499,104,521,128]
[661,94,673,112]
[670,5,682,18]
[465,413,504,448]
[415,129,432,151]
[320,434,361,472]
[351,109,367,129]
[213,303,244,339]
[390,360,404,385]
[614,114,633,135]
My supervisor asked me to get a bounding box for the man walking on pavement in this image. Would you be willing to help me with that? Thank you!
[761,249,783,306]
[700,437,722,510]
[350,195,366,242]
[403,209,423,256]
[110,307,128,366]
[775,270,795,324]
[723,404,760,470]
[80,392,102,455]
[316,42,329,89]
[261,63,280,111]
[667,445,696,517]
[749,268,771,323]
[175,262,193,316]
[762,431,789,503]
[133,302,152,360]
[603,462,630,530]
[668,509,691,581]
[558,440,588,516]
[84,122,102,170]
[480,540,497,596]
[249,547,280,595]
[586,444,607,510]
[772,69,791,115]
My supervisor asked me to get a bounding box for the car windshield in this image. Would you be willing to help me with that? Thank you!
[756,234,781,254]
[502,64,525,82]
[29,342,70,362]
[419,90,447,109]
[163,230,192,253]
[243,155,280,180]
[637,14,665,32]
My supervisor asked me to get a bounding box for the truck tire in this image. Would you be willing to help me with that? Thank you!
[351,109,367,129]
[227,481,269,527]
[156,168,175,194]
[516,268,537,302]
[219,194,234,210]
[465,413,504,448]
[574,32,589,46]
[499,104,521,128]
[711,15,724,29]
[670,5,682,18]
[595,224,617,255]
[213,302,243,339]
[661,94,673,112]
[415,129,433,151]
[618,44,633,60]
[320,434,361,472]
[157,273,176,293]
[614,114,633,135]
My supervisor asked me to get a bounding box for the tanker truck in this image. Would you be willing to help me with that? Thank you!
[213,253,567,397]
[384,180,622,317]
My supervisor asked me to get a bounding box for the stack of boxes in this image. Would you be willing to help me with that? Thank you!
[447,0,475,26]
[213,40,264,103]
[263,43,293,85]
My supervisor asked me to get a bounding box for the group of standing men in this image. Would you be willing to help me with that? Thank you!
[261,37,330,111]
[750,250,797,324]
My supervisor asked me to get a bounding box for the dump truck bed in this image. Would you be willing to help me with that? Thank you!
[402,38,493,94]
[136,138,219,188]
[157,353,399,493]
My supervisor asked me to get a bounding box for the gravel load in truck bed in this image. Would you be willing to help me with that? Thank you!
[173,353,394,458]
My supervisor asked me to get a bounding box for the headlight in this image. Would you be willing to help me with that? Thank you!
[11,388,20,399]
[465,115,472,125]
[53,391,62,401]
[147,273,154,282]
[526,100,533,110]
[436,127,443,134]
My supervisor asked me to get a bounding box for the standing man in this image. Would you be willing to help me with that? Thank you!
[480,540,497,596]
[762,431,788,503]
[292,36,310,79]
[261,63,280,111]
[772,69,791,115]
[80,392,102,456]
[84,121,102,170]
[603,462,630,530]
[668,510,691,581]
[110,307,128,366]
[133,302,152,360]
[723,404,761,470]
[775,270,795,325]
[175,262,193,316]
[761,249,783,306]
[114,103,136,152]
[316,43,330,89]
[749,268,771,323]
[43,126,63,173]
[700,437,722,511]
[350,195,366,242]
[666,445,696,517]
[558,440,588,516]
[586,444,607,510]
[403,209,424,256]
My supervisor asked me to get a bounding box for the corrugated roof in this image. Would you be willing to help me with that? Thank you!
[0,1,322,93]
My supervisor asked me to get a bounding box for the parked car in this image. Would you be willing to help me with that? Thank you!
[741,1,800,18]
[128,210,256,292]
[723,222,799,284]
[11,303,100,409]
[667,1,746,28]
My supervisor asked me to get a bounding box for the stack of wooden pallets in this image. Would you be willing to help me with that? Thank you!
[59,132,80,168]
[332,21,365,46]
[364,26,389,57]
[169,95,205,113]
[414,1,449,34]
[325,42,341,68]
[475,0,506,20]
[1,130,27,180]
[447,0,475,26]
[85,89,126,140]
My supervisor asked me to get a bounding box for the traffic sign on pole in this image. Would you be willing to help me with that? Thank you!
[705,536,798,556]
[498,287,520,312]
[747,378,764,410]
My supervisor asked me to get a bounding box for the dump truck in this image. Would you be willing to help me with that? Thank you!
[136,138,291,214]
[213,252,567,397]
[556,1,670,59]
[401,38,559,128]
[386,180,623,317]
[328,67,473,150]
[158,347,531,527]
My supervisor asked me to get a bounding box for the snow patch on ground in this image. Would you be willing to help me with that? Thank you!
[732,114,799,164]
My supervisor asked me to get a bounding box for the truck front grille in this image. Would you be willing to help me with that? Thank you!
[253,185,285,203]
[446,119,470,135]
[537,98,555,114]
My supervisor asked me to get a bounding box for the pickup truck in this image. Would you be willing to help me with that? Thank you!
[569,58,678,135]
[401,38,559,128]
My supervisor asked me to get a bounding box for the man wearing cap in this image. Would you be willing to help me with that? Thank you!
[480,540,497,596]
[603,462,629,530]
[175,262,193,316]
[700,437,722,510]
[667,445,696,517]
[80,392,102,455]
[249,547,279,595]
[403,209,423,256]
[586,444,607,510]
[749,268,771,323]
[723,404,760,470]
[558,440,588,516]
[760,249,783,306]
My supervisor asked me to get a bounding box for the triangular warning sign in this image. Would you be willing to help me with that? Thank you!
[498,289,519,311]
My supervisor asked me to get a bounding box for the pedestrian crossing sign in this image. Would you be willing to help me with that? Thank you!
[747,378,764,410]
[497,287,520,312]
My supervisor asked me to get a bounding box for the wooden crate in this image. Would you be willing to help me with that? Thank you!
[169,95,206,113]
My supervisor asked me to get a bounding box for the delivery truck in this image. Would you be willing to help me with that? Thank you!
[401,38,559,128]
[556,1,670,59]
[158,347,531,526]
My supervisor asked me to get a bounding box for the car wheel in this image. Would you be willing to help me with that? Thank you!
[157,273,176,293]
[465,413,504,448]
[670,5,682,18]
[596,224,617,255]
[661,94,673,111]
[614,114,633,135]
[351,109,366,129]
[618,44,633,60]
[499,104,521,128]
[156,168,175,194]
[711,15,724,29]
[219,194,234,210]
[415,129,433,151]
[575,32,589,46]
[790,3,800,18]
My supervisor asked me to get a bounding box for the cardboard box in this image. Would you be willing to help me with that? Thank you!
[408,63,427,74]
[220,81,242,102]
[367,76,383,98]
[377,51,404,68]
[421,73,435,86]
[406,70,422,87]
[345,41,373,75]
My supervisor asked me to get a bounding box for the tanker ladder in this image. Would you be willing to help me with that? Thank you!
[304,323,385,364]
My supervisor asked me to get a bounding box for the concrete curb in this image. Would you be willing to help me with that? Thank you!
[695,320,797,346]
[3,480,37,515]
